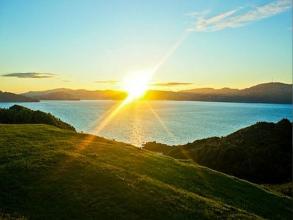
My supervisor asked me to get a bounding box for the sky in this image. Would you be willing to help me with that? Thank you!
[0,0,292,93]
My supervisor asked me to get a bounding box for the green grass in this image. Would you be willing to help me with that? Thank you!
[263,182,293,197]
[0,124,292,219]
[144,119,292,184]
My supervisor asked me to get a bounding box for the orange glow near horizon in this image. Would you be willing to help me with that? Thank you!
[61,32,193,150]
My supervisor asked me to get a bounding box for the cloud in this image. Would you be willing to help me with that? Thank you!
[189,0,292,32]
[151,82,193,87]
[2,72,56,79]
[95,80,118,84]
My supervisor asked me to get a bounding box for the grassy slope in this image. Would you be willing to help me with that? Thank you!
[144,120,292,184]
[263,182,293,197]
[0,125,292,219]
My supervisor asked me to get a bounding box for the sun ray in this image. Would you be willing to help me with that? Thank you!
[63,30,190,153]
[122,69,152,103]
[122,30,190,103]
[92,99,129,134]
[152,31,190,73]
[146,102,177,141]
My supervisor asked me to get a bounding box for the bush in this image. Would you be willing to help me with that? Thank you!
[0,105,75,131]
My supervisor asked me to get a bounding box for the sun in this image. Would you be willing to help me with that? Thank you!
[122,69,152,102]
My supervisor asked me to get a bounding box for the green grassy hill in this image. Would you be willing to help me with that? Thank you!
[0,105,75,131]
[0,124,292,219]
[144,119,292,184]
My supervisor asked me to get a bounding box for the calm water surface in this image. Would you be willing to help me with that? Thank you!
[0,100,292,146]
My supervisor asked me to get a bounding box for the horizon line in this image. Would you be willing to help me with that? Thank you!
[8,81,292,94]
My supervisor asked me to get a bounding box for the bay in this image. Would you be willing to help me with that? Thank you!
[0,100,292,146]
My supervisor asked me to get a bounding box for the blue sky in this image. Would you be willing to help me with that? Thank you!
[0,0,292,92]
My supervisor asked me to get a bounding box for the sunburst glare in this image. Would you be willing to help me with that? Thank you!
[122,69,153,102]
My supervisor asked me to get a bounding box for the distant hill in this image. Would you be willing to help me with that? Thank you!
[21,82,292,104]
[0,91,38,102]
[23,88,127,100]
[144,119,292,184]
[0,105,75,131]
[179,82,292,104]
[0,123,292,219]
[181,87,240,95]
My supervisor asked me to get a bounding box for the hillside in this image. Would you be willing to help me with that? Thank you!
[21,82,292,104]
[144,119,292,184]
[0,91,38,102]
[0,105,75,131]
[0,124,292,219]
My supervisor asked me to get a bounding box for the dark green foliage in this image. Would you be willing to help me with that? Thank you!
[0,105,75,131]
[144,119,292,184]
[0,124,292,219]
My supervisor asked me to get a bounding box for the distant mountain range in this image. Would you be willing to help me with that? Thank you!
[144,82,292,103]
[0,82,291,104]
[20,82,292,104]
[0,91,38,102]
[22,88,127,101]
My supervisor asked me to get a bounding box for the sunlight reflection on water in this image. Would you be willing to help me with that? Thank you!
[0,100,292,146]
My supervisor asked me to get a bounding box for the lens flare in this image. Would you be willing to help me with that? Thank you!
[122,69,152,102]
